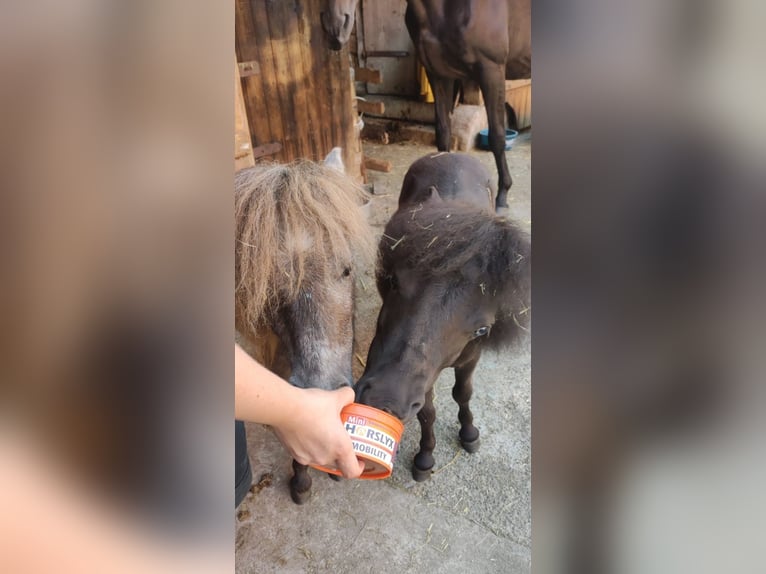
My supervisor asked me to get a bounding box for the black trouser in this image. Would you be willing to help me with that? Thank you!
[235,420,252,508]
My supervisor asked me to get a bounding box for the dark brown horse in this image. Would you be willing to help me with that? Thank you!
[406,0,531,212]
[355,153,530,480]
[235,151,374,503]
[323,0,531,212]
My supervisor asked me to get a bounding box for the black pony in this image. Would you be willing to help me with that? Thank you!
[355,153,530,480]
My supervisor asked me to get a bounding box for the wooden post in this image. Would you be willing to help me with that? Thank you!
[235,0,365,183]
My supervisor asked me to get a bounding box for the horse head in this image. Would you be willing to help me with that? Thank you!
[234,149,374,392]
[321,0,358,50]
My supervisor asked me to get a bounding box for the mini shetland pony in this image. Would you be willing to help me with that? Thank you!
[356,153,530,481]
[235,151,374,503]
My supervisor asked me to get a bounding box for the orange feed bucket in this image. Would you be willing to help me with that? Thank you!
[312,403,404,480]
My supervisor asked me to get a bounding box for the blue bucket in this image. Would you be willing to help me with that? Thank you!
[478,128,518,151]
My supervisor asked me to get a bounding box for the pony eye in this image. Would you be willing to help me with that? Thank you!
[473,326,491,338]
[342,267,351,278]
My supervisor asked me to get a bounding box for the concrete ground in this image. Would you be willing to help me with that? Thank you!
[235,132,531,573]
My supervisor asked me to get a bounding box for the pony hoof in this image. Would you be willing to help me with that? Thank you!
[461,436,481,453]
[289,475,312,505]
[290,486,312,505]
[412,465,433,482]
[495,205,510,217]
[327,473,341,482]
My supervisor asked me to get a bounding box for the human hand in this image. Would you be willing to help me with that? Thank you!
[271,386,364,479]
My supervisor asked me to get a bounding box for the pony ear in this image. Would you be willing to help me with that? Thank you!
[323,147,345,173]
[425,185,442,203]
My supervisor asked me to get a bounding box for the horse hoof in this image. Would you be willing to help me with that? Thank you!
[289,475,312,505]
[290,487,311,505]
[495,205,510,217]
[327,473,341,482]
[461,436,481,453]
[412,465,433,482]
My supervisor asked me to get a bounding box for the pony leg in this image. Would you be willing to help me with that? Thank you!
[428,73,455,152]
[478,63,513,211]
[413,387,436,482]
[453,353,481,453]
[289,459,313,504]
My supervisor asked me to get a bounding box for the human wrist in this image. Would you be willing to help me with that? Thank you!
[260,381,305,431]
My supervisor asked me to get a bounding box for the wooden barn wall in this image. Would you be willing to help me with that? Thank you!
[235,0,362,180]
[360,0,419,97]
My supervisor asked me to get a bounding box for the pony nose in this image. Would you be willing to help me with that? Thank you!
[379,405,410,422]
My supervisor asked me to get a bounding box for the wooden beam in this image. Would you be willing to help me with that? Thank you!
[354,67,382,84]
[363,156,392,173]
[356,99,385,115]
[359,95,434,122]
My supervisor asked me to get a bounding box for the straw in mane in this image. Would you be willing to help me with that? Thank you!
[234,160,375,340]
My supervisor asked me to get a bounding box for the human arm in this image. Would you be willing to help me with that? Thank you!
[234,344,364,479]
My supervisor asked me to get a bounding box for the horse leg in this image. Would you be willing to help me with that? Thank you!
[412,387,436,482]
[453,351,481,453]
[289,459,313,504]
[478,63,512,211]
[428,73,455,152]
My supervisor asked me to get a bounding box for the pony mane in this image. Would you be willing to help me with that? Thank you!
[235,160,375,332]
[379,202,531,349]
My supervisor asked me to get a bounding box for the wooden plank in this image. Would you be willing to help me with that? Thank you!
[363,156,392,172]
[265,1,297,161]
[341,63,363,183]
[354,67,382,84]
[236,0,285,160]
[333,54,346,157]
[361,94,434,123]
[361,0,418,96]
[332,35,360,181]
[507,79,532,89]
[279,0,314,160]
[315,13,336,159]
[234,56,255,170]
[356,99,385,115]
[506,80,532,129]
[297,0,323,161]
[303,0,332,159]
